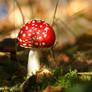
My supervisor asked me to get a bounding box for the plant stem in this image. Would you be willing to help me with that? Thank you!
[51,0,60,27]
[14,0,25,24]
[50,0,60,65]
[77,72,92,75]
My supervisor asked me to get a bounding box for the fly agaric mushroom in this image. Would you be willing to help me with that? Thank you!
[18,19,55,76]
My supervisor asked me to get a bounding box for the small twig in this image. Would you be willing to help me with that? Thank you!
[50,0,60,64]
[0,86,9,91]
[51,0,60,27]
[77,72,92,75]
[19,78,30,92]
[13,0,25,63]
[14,0,25,24]
[50,46,57,67]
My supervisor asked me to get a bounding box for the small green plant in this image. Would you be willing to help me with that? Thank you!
[53,67,78,88]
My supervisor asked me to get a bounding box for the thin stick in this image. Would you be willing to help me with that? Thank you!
[50,0,60,64]
[14,0,25,63]
[19,78,30,92]
[51,0,60,27]
[14,0,25,24]
[77,72,92,75]
[0,86,9,91]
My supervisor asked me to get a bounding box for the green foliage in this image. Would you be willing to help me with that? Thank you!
[65,69,78,80]
[53,67,78,88]
[79,75,92,81]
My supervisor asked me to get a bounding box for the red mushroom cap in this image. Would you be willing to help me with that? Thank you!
[18,19,55,48]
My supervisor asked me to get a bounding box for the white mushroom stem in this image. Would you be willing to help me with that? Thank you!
[27,49,40,76]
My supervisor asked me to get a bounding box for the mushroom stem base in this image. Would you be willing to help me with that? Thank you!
[27,49,40,76]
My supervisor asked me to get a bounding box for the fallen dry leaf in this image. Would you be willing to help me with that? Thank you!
[42,85,63,92]
[36,68,53,82]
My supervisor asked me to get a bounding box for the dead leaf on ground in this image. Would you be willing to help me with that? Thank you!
[57,53,70,63]
[42,85,63,92]
[36,68,53,82]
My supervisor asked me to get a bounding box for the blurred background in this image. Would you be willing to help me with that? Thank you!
[0,0,92,92]
[0,0,92,49]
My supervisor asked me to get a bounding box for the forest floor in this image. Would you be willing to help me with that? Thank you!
[0,41,92,92]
